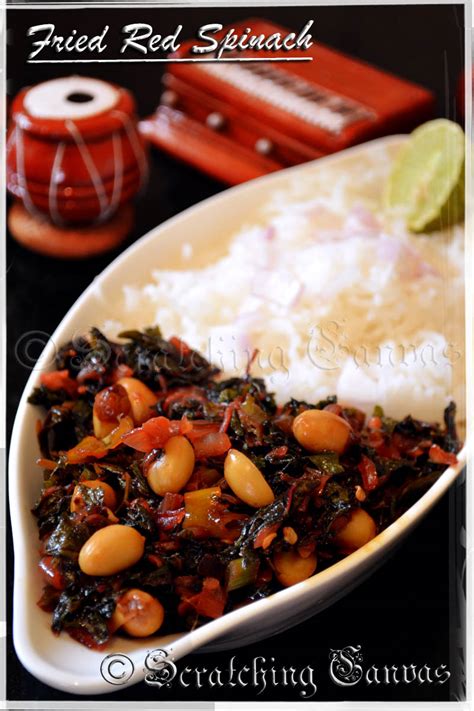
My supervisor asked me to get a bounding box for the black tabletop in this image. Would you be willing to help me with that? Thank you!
[6,3,466,703]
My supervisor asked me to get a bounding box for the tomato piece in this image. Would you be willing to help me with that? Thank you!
[156,509,186,531]
[67,627,108,650]
[169,335,192,356]
[36,458,57,471]
[121,426,154,452]
[158,493,184,511]
[144,415,191,440]
[358,454,378,491]
[66,436,108,463]
[121,416,192,452]
[40,369,77,396]
[185,577,227,619]
[186,421,220,436]
[190,432,231,459]
[102,416,135,449]
[39,556,66,590]
[156,493,186,531]
[429,444,458,466]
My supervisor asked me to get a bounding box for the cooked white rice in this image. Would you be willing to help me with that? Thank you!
[104,144,465,423]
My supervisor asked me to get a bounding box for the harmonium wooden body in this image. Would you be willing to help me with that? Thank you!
[140,19,435,184]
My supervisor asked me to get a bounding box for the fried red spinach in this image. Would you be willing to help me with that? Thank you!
[28,328,461,648]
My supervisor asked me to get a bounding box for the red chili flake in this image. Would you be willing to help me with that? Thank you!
[267,445,288,459]
[358,454,378,492]
[428,444,458,466]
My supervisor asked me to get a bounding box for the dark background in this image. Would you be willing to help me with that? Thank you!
[6,3,466,703]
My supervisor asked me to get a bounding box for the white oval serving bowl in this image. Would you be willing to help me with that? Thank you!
[9,136,467,695]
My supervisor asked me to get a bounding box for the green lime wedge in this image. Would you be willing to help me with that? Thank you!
[385,119,465,233]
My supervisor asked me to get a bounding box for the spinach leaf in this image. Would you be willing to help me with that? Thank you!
[120,327,219,388]
[32,486,70,537]
[28,386,69,409]
[45,515,91,560]
[235,493,290,553]
[307,452,344,475]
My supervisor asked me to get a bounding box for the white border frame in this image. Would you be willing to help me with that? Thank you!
[1,1,472,708]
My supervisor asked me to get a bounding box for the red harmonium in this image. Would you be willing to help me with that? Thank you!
[140,19,435,184]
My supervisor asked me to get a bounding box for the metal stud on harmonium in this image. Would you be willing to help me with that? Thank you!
[140,19,435,185]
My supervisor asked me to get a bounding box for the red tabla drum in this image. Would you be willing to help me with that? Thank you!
[7,76,148,225]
